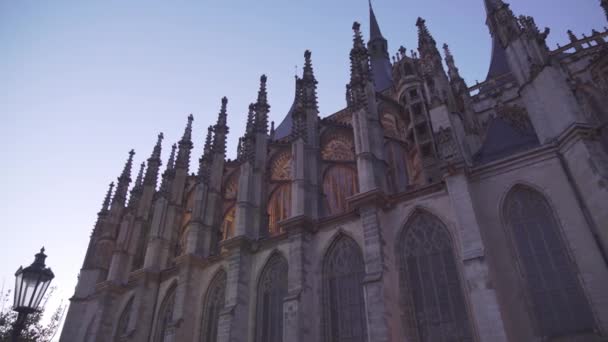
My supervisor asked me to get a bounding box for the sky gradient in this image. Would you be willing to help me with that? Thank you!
[0,0,605,336]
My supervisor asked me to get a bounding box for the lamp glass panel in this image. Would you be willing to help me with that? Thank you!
[14,271,23,307]
[22,280,38,309]
[31,280,50,309]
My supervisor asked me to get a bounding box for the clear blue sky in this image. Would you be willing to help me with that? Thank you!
[0,0,604,335]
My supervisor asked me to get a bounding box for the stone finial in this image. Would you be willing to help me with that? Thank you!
[212,97,229,155]
[112,149,135,207]
[302,50,319,111]
[270,121,275,140]
[175,114,194,170]
[128,162,146,207]
[144,133,163,187]
[255,75,270,134]
[99,182,114,215]
[198,125,214,182]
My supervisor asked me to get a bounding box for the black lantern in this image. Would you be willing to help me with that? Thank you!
[12,247,55,341]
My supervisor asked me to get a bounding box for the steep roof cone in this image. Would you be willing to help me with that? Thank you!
[368,0,393,91]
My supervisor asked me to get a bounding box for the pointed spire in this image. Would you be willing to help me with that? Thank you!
[369,0,383,40]
[567,30,578,42]
[484,0,505,14]
[175,114,194,170]
[602,0,608,22]
[128,162,146,207]
[242,103,256,162]
[99,182,114,215]
[144,133,163,187]
[291,77,306,141]
[416,17,442,65]
[270,121,275,140]
[198,125,214,182]
[212,97,229,155]
[443,43,461,80]
[112,149,135,207]
[254,75,269,134]
[302,50,319,111]
[159,143,176,195]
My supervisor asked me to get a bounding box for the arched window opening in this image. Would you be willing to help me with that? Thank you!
[155,285,177,342]
[386,142,409,193]
[255,254,288,342]
[201,271,227,342]
[398,211,473,342]
[323,165,358,216]
[323,235,367,342]
[267,184,291,236]
[115,297,134,341]
[221,207,236,240]
[504,186,594,338]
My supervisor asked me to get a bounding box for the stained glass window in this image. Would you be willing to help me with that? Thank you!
[255,254,288,342]
[398,211,473,342]
[504,186,594,338]
[201,271,226,342]
[323,165,358,216]
[155,285,176,342]
[322,235,367,342]
[114,297,134,341]
[268,184,291,236]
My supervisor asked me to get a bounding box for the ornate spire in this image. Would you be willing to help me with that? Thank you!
[212,97,229,155]
[567,29,578,42]
[112,149,135,207]
[349,21,371,109]
[128,162,146,207]
[99,182,114,215]
[242,103,256,162]
[416,17,442,71]
[175,114,194,170]
[302,50,318,111]
[291,76,306,141]
[602,0,608,21]
[144,133,163,187]
[254,75,270,134]
[198,125,213,178]
[368,0,393,91]
[443,44,462,81]
[159,143,176,194]
[484,0,505,14]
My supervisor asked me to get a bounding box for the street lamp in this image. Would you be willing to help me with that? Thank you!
[12,247,55,342]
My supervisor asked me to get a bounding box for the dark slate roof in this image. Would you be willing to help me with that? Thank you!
[486,37,511,80]
[369,1,383,40]
[371,58,393,92]
[274,100,294,140]
[473,118,539,164]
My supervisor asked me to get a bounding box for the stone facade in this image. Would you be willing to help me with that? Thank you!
[60,1,608,341]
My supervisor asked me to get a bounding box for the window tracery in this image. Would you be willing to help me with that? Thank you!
[255,254,288,342]
[504,186,594,338]
[398,211,473,342]
[321,134,355,161]
[322,235,367,342]
[322,165,358,216]
[267,184,291,235]
[270,152,292,181]
[155,285,177,342]
[114,297,134,341]
[201,271,226,342]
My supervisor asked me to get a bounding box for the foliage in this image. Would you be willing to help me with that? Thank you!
[0,287,65,342]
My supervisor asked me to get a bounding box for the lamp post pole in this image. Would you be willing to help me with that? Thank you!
[11,248,55,342]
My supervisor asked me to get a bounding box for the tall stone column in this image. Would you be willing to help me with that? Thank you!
[445,173,508,342]
[217,240,252,342]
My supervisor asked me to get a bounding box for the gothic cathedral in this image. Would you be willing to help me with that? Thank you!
[61,1,608,341]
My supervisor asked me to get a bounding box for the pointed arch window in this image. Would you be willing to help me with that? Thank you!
[155,285,177,342]
[504,186,594,338]
[398,211,473,342]
[201,271,227,342]
[323,235,367,342]
[386,141,409,193]
[323,165,358,216]
[114,297,134,341]
[255,254,288,342]
[267,184,291,236]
